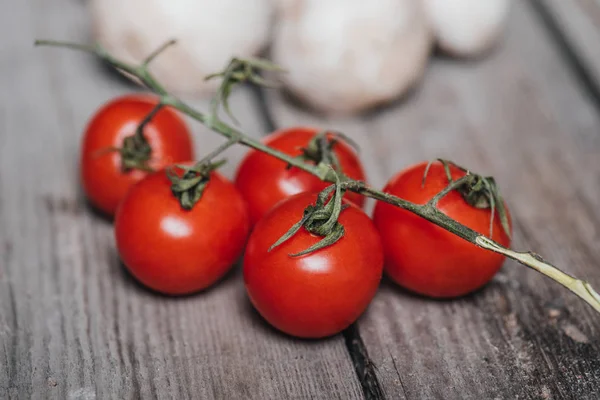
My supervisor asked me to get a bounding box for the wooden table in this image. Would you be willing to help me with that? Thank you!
[2,1,599,399]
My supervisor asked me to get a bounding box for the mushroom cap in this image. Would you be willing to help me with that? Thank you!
[271,0,433,115]
[269,0,300,13]
[423,0,511,57]
[91,0,274,96]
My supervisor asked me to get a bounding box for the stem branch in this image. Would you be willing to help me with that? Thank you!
[136,102,164,138]
[197,137,239,165]
[143,39,177,66]
[476,236,600,313]
[426,176,468,208]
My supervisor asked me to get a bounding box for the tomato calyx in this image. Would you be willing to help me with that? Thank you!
[97,131,154,172]
[291,131,359,176]
[205,57,285,124]
[167,160,226,210]
[269,172,352,257]
[116,133,153,172]
[423,159,511,239]
[98,103,168,173]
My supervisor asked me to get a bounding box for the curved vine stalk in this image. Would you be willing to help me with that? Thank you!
[34,39,600,315]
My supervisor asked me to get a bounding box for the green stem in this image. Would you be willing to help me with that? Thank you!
[163,99,319,177]
[34,39,170,96]
[357,184,482,244]
[476,236,600,314]
[35,39,600,315]
[425,177,469,208]
[136,102,163,138]
[34,40,95,53]
[197,137,239,165]
[142,39,177,67]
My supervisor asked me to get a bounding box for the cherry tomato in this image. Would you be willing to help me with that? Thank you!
[81,94,194,216]
[373,161,512,298]
[243,192,383,338]
[114,167,250,295]
[235,127,366,225]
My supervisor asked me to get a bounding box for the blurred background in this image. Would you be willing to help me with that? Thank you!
[86,0,513,114]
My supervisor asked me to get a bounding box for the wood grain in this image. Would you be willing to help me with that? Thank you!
[0,0,364,399]
[533,0,600,106]
[264,1,600,399]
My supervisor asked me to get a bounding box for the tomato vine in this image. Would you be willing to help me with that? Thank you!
[34,38,600,314]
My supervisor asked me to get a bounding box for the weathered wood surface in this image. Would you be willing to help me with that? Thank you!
[2,0,600,399]
[265,1,600,399]
[534,0,600,103]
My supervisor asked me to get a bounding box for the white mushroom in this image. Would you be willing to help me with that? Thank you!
[271,0,433,115]
[423,0,511,57]
[90,0,274,96]
[269,0,299,14]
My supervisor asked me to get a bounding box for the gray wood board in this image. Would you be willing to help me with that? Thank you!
[0,0,364,399]
[264,1,600,399]
[533,0,600,104]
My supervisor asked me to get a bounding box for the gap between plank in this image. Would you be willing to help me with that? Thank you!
[249,84,387,400]
[249,84,278,133]
[528,0,600,113]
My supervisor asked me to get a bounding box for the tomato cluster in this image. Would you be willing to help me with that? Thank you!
[80,95,512,338]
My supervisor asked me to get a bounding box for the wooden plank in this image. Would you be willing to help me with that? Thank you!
[533,0,600,101]
[0,0,364,399]
[264,1,600,399]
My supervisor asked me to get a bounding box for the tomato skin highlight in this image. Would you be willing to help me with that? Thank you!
[373,161,512,298]
[235,127,366,226]
[243,192,383,338]
[80,94,194,216]
[114,168,250,295]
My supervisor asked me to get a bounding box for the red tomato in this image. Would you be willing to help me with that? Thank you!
[81,94,194,216]
[235,127,366,225]
[373,161,512,298]
[114,167,250,295]
[243,192,383,338]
